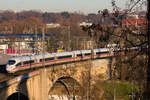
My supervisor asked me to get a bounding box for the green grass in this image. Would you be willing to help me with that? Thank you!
[95,81,139,100]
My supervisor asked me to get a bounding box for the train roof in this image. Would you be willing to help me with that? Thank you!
[94,48,110,52]
[34,53,55,58]
[55,51,73,56]
[73,50,91,54]
[8,56,35,62]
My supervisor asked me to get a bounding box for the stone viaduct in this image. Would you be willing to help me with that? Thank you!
[0,58,115,100]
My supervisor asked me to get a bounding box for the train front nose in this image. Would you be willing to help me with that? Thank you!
[6,65,14,72]
[6,60,16,73]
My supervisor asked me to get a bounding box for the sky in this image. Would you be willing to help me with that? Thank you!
[0,0,128,14]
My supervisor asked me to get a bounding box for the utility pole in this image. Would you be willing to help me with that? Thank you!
[42,27,45,54]
[42,27,45,68]
[68,26,71,51]
[35,26,38,54]
[76,38,78,50]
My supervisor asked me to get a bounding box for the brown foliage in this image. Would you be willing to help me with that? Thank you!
[0,17,44,33]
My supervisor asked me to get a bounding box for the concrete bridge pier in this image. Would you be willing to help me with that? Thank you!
[40,68,49,100]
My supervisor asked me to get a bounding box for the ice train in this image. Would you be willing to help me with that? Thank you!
[6,47,138,73]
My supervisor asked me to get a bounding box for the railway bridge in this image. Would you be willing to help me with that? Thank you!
[0,58,115,100]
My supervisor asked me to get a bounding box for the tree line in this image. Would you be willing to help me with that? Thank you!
[0,10,100,24]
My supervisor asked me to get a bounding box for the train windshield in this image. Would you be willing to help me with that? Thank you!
[8,60,16,65]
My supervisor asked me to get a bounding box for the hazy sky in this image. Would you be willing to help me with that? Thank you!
[0,0,128,14]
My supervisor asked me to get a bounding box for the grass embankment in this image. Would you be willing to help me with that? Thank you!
[94,81,139,100]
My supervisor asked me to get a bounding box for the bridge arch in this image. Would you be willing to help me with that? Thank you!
[49,76,83,100]
[7,92,29,100]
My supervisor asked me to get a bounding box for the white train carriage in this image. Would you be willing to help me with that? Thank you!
[35,53,56,67]
[6,56,36,73]
[94,48,113,58]
[73,50,92,61]
[6,57,20,73]
[73,50,83,61]
[54,51,74,64]
[129,46,139,51]
[80,50,92,60]
[7,47,128,73]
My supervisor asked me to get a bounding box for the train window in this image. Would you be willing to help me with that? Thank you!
[77,54,82,57]
[57,55,72,59]
[8,60,16,65]
[40,57,54,62]
[85,53,91,56]
[29,60,34,64]
[16,62,21,67]
[23,60,34,65]
[45,57,54,61]
[96,51,109,55]
[40,59,44,62]
[23,61,29,65]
